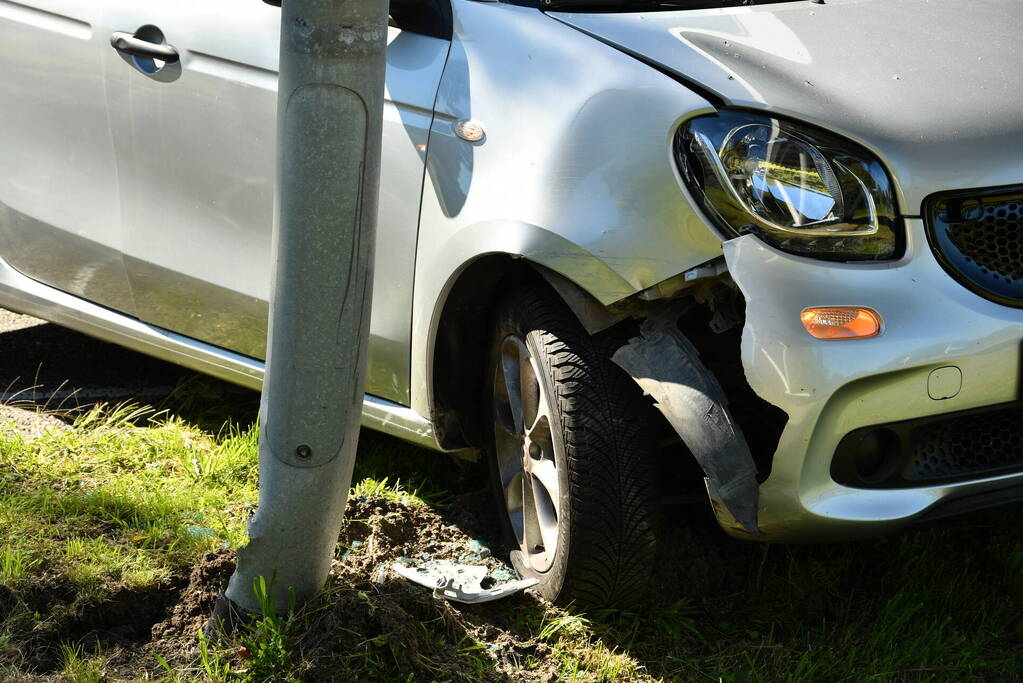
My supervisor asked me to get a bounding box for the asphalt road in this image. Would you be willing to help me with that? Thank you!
[0,307,255,417]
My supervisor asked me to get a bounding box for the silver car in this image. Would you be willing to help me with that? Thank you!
[2,0,1021,606]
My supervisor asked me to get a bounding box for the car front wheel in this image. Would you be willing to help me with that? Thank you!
[486,283,659,607]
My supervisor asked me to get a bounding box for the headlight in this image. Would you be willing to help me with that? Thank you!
[675,110,902,261]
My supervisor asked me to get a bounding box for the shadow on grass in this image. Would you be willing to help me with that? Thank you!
[560,501,1023,680]
[314,429,1023,679]
[344,427,1023,679]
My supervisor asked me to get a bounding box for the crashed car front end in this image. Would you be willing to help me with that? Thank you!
[728,223,1023,541]
[545,0,1023,540]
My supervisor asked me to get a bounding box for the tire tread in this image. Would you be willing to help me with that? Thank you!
[500,284,658,606]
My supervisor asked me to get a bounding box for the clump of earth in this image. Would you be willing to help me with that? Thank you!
[137,491,558,681]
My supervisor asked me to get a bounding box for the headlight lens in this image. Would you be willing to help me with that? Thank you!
[676,110,901,261]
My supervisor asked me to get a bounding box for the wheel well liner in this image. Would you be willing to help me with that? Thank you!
[431,256,530,449]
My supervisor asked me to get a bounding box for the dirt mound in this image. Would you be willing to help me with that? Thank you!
[334,493,509,582]
[2,570,181,675]
[151,549,236,641]
[294,494,550,681]
[136,492,557,681]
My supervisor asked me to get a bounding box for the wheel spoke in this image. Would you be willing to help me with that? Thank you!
[521,471,545,562]
[520,355,542,434]
[499,338,528,435]
[503,471,524,546]
[493,406,523,495]
[526,457,559,512]
[494,417,521,457]
[530,472,559,563]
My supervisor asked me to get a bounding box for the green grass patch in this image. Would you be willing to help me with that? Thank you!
[0,402,259,584]
[0,402,260,672]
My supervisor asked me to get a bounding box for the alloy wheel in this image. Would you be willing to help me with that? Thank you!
[492,335,561,572]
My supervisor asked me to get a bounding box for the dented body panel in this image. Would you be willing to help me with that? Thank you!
[408,0,726,420]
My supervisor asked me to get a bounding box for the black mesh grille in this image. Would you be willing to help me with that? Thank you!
[926,187,1023,306]
[905,406,1023,482]
[832,403,1023,489]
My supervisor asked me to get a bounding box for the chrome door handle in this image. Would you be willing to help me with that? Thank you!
[110,31,179,62]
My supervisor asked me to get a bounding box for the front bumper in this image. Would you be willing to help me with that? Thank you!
[723,219,1023,542]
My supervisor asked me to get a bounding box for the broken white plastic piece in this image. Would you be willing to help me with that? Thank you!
[637,258,729,301]
[391,560,537,604]
[683,260,728,282]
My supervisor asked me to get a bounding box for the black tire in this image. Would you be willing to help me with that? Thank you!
[485,282,658,607]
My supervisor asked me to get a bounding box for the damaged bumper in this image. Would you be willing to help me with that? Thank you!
[724,220,1023,542]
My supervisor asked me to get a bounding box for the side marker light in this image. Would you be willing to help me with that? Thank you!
[453,120,485,143]
[801,307,882,340]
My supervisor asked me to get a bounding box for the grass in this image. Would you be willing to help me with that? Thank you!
[0,544,39,585]
[0,401,260,674]
[60,642,107,683]
[0,394,1021,680]
[0,402,258,584]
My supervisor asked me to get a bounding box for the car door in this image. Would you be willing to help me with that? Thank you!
[0,1,134,314]
[101,0,450,404]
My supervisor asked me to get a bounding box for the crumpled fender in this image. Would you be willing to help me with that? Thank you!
[611,305,760,535]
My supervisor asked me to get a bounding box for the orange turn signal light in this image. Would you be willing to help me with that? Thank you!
[800,307,882,340]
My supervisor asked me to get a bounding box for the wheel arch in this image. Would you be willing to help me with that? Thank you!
[425,250,627,451]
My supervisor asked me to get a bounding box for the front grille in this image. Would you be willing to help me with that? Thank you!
[832,403,1023,489]
[926,186,1023,306]
[906,407,1023,482]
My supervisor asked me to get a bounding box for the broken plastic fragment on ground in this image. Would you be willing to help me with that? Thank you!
[391,559,538,604]
[468,538,492,558]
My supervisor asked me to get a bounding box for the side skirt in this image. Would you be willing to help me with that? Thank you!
[0,256,441,451]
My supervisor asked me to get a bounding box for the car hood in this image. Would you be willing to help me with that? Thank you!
[551,0,1023,213]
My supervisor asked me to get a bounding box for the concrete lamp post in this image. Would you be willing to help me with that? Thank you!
[221,0,388,616]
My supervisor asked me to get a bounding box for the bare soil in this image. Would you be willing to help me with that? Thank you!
[8,488,561,681]
[144,492,559,681]
[0,404,68,439]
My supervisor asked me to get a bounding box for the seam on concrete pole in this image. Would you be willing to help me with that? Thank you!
[224,0,388,615]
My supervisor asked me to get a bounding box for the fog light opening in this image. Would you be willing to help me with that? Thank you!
[854,428,901,484]
[801,306,882,340]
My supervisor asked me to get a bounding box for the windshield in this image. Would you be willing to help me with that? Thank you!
[519,0,805,12]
